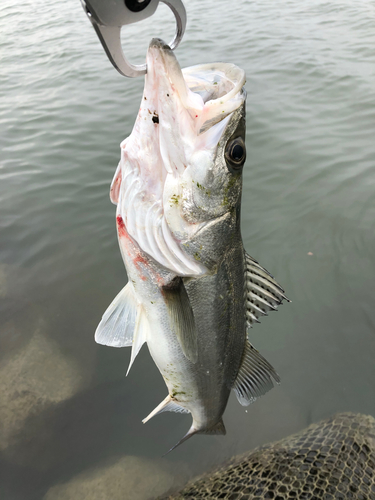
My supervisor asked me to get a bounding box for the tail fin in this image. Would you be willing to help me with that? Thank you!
[200,419,226,436]
[163,419,226,456]
[163,426,198,456]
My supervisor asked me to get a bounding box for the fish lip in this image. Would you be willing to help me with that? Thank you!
[146,38,246,110]
[149,37,171,51]
[146,37,189,104]
[147,41,246,140]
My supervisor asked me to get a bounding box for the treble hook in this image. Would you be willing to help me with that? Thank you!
[81,0,187,78]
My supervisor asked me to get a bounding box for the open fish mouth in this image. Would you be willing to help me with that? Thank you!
[146,38,246,135]
[145,38,246,147]
[113,38,246,276]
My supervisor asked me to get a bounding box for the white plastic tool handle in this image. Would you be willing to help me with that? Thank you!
[81,0,186,77]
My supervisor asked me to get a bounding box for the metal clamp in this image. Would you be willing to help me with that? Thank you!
[81,0,186,78]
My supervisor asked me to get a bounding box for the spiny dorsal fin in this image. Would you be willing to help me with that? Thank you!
[245,252,290,328]
[95,282,137,348]
[233,340,280,406]
[162,278,198,363]
[142,395,189,424]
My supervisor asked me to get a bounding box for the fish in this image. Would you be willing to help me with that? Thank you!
[95,38,289,451]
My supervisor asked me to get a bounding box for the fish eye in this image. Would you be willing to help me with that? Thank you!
[225,138,246,169]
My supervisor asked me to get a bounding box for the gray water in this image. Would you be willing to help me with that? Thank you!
[1,0,375,498]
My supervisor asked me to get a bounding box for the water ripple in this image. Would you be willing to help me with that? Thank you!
[1,0,375,497]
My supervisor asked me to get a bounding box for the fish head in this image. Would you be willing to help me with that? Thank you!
[117,38,246,275]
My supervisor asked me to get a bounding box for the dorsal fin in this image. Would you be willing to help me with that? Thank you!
[233,340,280,406]
[244,252,290,328]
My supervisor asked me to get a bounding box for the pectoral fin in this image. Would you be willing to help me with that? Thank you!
[95,282,137,348]
[233,340,280,406]
[162,279,198,364]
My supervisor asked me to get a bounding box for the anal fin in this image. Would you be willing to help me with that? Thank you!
[142,395,189,424]
[233,340,280,406]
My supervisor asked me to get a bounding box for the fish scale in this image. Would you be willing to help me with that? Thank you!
[94,38,289,451]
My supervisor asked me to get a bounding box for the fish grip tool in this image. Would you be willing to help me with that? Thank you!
[81,0,186,77]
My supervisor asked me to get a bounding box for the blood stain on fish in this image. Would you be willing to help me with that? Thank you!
[117,215,148,280]
[116,215,127,238]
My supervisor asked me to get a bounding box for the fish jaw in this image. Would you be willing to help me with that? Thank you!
[115,38,246,276]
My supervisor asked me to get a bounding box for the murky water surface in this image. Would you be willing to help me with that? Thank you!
[1,0,375,498]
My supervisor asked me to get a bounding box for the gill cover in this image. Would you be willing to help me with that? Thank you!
[115,38,246,276]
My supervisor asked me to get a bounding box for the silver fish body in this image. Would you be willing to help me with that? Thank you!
[95,39,288,449]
